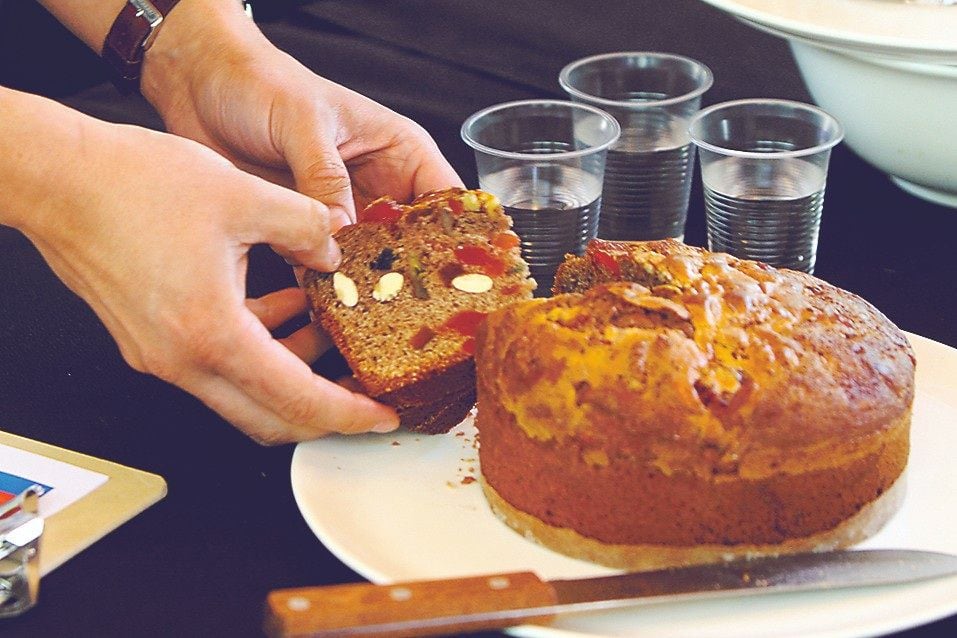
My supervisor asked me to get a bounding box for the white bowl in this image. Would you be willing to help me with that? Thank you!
[700,0,957,208]
[787,41,957,208]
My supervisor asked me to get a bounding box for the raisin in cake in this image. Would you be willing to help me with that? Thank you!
[302,188,535,434]
[474,239,914,569]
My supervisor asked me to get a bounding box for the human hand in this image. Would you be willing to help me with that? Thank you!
[13,100,399,444]
[141,0,463,228]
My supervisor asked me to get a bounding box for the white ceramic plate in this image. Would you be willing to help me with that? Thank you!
[291,332,957,638]
[699,0,957,63]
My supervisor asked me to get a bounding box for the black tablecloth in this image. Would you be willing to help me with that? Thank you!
[2,2,955,637]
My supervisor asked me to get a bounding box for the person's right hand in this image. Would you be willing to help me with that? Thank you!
[12,94,399,444]
[139,0,464,233]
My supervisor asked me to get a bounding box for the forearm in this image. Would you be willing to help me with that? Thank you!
[38,0,260,115]
[0,86,96,235]
[36,0,128,54]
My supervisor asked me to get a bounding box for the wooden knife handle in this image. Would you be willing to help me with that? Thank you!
[264,571,559,638]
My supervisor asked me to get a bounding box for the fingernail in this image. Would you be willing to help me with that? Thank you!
[324,237,342,269]
[329,206,354,232]
[371,420,399,434]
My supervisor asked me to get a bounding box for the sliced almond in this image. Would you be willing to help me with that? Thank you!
[373,272,404,302]
[452,273,493,294]
[333,271,359,307]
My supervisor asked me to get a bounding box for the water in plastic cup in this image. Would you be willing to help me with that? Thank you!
[560,52,713,241]
[461,100,620,293]
[689,99,844,274]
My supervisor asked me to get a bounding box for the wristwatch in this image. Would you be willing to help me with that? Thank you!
[102,0,254,93]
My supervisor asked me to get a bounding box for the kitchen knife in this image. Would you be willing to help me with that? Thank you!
[263,549,957,638]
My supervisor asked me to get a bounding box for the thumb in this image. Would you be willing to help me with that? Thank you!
[282,128,356,230]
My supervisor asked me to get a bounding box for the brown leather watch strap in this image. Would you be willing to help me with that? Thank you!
[102,0,181,93]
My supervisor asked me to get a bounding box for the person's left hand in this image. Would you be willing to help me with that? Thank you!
[141,0,463,231]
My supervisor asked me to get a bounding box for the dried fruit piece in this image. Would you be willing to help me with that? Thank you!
[438,261,466,287]
[478,192,501,212]
[409,325,436,349]
[370,248,396,270]
[454,244,506,277]
[361,199,404,224]
[591,248,621,277]
[442,310,488,337]
[491,231,521,250]
[373,272,404,302]
[438,207,456,234]
[332,272,359,307]
[461,191,481,212]
[452,273,493,294]
[406,251,430,300]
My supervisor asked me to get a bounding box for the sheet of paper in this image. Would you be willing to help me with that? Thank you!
[0,443,108,517]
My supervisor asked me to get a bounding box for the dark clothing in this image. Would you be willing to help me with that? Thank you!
[0,1,105,95]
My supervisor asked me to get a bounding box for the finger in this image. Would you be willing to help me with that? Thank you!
[245,289,331,363]
[280,117,356,227]
[188,350,398,444]
[335,375,365,393]
[234,181,342,272]
[185,373,325,445]
[245,288,309,330]
[212,315,398,436]
[410,141,466,197]
[277,323,333,364]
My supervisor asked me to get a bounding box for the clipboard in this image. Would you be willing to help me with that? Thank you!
[0,430,167,576]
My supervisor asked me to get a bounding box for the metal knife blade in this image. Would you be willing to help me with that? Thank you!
[263,549,957,638]
[549,549,957,609]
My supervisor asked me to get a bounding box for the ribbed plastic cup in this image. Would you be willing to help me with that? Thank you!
[560,52,713,241]
[461,100,620,294]
[689,99,844,274]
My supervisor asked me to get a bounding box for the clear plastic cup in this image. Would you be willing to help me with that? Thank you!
[689,99,844,274]
[461,99,620,293]
[559,52,713,241]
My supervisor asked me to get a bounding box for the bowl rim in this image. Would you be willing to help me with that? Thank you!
[789,38,957,78]
[699,0,957,59]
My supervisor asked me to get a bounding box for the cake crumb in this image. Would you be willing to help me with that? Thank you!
[461,476,477,485]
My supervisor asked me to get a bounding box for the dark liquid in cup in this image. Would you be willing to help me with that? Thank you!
[599,143,694,241]
[505,199,600,295]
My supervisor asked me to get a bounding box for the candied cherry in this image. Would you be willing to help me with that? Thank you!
[360,200,404,223]
[492,232,521,250]
[454,244,506,277]
[442,310,488,338]
[591,248,621,277]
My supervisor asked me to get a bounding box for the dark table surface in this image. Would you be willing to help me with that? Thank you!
[2,1,955,637]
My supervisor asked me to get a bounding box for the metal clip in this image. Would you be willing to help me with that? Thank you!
[0,487,43,618]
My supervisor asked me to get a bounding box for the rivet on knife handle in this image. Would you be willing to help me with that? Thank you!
[263,570,558,638]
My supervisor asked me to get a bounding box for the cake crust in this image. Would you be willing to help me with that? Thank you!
[475,239,915,565]
[481,473,908,571]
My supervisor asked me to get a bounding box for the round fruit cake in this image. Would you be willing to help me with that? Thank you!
[474,239,915,569]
